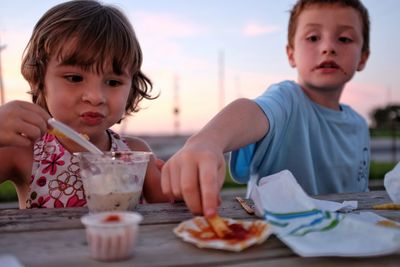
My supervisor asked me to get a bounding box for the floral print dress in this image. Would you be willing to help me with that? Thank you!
[27,130,130,208]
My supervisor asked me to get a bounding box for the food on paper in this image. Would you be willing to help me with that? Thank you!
[376,220,400,229]
[206,214,232,238]
[236,196,255,215]
[373,203,400,210]
[81,211,143,261]
[174,216,271,252]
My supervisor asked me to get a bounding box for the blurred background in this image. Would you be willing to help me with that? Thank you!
[0,0,400,204]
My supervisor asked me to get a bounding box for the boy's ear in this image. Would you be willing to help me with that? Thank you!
[286,45,296,68]
[357,50,370,71]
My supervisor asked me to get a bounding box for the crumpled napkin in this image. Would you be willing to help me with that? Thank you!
[250,170,400,257]
[384,161,400,203]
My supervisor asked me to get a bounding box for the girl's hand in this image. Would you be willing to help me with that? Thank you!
[0,100,50,147]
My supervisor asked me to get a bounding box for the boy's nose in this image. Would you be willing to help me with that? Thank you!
[321,39,337,56]
[81,86,106,105]
[322,49,337,56]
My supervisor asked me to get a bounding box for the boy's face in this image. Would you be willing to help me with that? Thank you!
[286,5,369,94]
[43,53,132,140]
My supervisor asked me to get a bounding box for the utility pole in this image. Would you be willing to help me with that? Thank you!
[173,74,180,136]
[218,49,225,111]
[0,39,6,105]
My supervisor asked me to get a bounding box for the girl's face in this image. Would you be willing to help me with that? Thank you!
[286,5,369,97]
[44,55,132,141]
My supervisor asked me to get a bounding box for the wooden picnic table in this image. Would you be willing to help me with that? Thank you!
[0,190,399,267]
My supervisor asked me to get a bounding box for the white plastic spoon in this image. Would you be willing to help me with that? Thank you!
[47,118,104,155]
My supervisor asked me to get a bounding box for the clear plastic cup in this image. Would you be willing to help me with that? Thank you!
[75,151,152,213]
[81,211,143,261]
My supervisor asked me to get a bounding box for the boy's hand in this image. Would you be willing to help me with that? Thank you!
[161,139,226,216]
[0,100,50,147]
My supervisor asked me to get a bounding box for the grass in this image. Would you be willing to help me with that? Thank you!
[369,161,396,180]
[0,181,18,202]
[0,161,394,203]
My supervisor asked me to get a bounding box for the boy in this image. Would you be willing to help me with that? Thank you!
[161,0,370,216]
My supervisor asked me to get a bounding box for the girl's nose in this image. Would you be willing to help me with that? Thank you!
[81,86,106,105]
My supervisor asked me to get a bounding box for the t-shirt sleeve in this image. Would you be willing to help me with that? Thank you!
[229,81,297,183]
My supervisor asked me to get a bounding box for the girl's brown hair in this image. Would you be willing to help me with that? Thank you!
[287,0,370,53]
[21,0,154,115]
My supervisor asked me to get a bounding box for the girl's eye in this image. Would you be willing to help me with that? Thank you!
[65,75,83,82]
[106,80,122,87]
[306,35,319,42]
[338,37,353,43]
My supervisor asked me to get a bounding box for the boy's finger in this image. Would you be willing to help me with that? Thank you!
[181,163,203,215]
[199,160,219,217]
[170,162,183,200]
[160,164,174,202]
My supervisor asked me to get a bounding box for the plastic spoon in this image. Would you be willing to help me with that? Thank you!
[47,118,104,155]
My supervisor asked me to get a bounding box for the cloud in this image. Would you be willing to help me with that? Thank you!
[243,22,280,37]
[132,11,206,39]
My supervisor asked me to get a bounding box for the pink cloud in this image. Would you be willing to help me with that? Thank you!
[243,22,280,37]
[132,11,206,39]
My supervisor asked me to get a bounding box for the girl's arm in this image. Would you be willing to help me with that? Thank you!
[0,146,34,207]
[124,137,169,203]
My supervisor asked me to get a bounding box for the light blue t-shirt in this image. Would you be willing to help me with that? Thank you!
[229,80,370,195]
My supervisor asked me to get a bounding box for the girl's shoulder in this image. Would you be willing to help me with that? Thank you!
[119,135,151,152]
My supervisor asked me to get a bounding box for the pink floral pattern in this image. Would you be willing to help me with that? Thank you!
[27,130,130,209]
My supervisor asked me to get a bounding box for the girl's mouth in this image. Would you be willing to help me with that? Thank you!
[80,112,105,126]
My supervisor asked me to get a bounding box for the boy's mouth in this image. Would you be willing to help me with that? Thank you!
[314,61,339,70]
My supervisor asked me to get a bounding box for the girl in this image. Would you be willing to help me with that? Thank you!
[0,0,168,208]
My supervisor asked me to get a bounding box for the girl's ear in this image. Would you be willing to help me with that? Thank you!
[357,50,370,71]
[286,45,296,68]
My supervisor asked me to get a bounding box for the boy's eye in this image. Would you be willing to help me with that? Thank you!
[65,75,83,82]
[306,35,319,42]
[106,80,122,87]
[338,37,353,43]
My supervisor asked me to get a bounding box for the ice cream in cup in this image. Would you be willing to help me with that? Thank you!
[75,151,152,213]
[81,211,143,261]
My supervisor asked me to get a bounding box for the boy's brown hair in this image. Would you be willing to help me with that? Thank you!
[21,0,154,115]
[287,0,370,53]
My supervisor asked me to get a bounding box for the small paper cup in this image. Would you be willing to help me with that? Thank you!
[81,211,143,261]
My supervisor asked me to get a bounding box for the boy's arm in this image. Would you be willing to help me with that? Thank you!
[161,98,268,216]
[0,101,50,147]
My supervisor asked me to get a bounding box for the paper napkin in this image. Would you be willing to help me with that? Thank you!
[250,170,400,257]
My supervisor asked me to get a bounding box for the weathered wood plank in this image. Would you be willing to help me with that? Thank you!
[0,225,291,267]
[0,191,399,267]
[312,190,392,209]
[225,255,400,267]
[0,191,396,233]
[0,199,254,233]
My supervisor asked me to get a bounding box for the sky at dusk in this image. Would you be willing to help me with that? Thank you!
[0,0,399,135]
